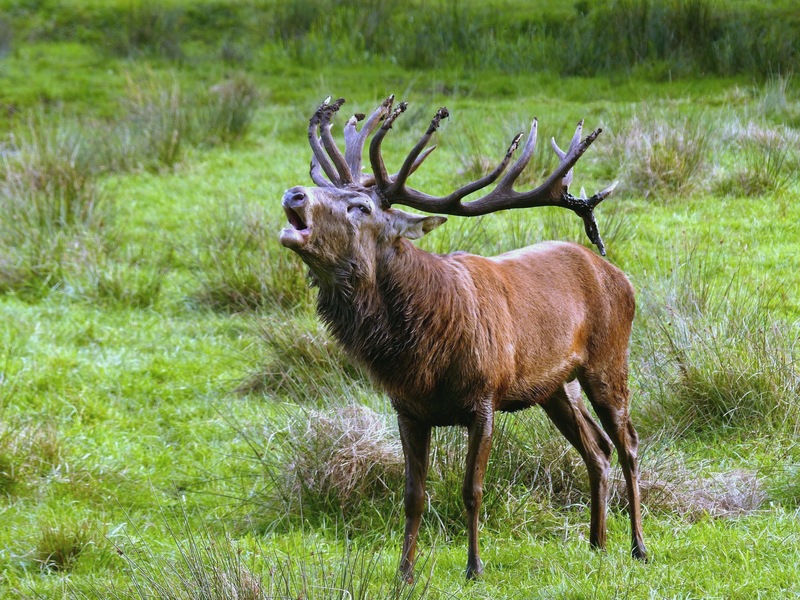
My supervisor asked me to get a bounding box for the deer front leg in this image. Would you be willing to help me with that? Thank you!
[397,413,431,584]
[463,406,494,579]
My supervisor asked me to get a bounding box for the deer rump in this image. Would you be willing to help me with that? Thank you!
[280,96,647,581]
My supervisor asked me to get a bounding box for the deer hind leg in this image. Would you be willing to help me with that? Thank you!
[542,380,613,550]
[579,369,648,561]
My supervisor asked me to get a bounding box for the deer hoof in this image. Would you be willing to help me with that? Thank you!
[399,567,415,585]
[465,559,484,580]
[632,544,649,562]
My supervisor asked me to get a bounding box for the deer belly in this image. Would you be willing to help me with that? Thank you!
[495,382,561,412]
[390,394,481,427]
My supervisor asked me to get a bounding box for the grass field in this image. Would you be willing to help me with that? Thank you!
[1,1,799,598]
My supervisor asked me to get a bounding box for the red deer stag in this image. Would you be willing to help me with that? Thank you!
[279,96,647,581]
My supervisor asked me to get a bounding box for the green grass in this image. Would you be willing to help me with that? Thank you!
[1,3,800,597]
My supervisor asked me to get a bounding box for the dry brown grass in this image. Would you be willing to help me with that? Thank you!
[283,404,404,509]
[609,444,766,519]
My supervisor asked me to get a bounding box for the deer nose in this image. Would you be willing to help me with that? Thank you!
[282,187,308,208]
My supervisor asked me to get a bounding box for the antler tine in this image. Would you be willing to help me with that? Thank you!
[344,95,394,183]
[580,204,606,256]
[343,113,366,179]
[387,107,449,195]
[318,97,353,185]
[308,98,340,185]
[310,155,333,187]
[551,119,584,189]
[369,101,408,199]
[595,180,619,202]
[405,145,437,177]
[495,119,538,192]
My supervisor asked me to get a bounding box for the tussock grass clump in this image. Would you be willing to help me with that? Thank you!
[0,118,111,296]
[120,73,191,170]
[480,415,767,523]
[612,439,767,518]
[768,465,800,508]
[99,73,259,173]
[98,516,267,600]
[277,404,404,516]
[0,113,174,303]
[0,421,62,497]
[194,201,313,312]
[634,250,800,436]
[203,73,259,144]
[604,109,714,198]
[419,414,575,537]
[715,122,798,198]
[474,412,583,508]
[759,74,800,127]
[36,518,96,571]
[0,118,105,227]
[675,469,765,517]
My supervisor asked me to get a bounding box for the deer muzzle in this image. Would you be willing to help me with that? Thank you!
[280,187,312,249]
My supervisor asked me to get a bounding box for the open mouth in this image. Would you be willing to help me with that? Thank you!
[284,206,308,231]
[280,206,311,249]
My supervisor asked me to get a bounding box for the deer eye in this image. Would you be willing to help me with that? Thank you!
[348,202,371,215]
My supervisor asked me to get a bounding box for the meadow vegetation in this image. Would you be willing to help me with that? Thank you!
[1,0,799,597]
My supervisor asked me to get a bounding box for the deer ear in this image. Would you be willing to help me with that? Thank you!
[389,209,447,240]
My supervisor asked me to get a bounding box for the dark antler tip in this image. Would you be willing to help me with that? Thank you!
[354,112,365,121]
[428,108,450,133]
[507,133,524,155]
[584,128,602,144]
[398,102,409,111]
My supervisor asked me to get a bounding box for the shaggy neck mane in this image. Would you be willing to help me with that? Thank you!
[314,239,468,396]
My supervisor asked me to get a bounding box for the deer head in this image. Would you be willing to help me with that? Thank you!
[280,184,446,287]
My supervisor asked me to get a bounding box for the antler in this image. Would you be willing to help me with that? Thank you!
[307,96,618,255]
